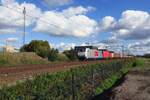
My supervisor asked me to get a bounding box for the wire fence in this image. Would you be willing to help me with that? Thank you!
[69,59,127,100]
[0,58,135,100]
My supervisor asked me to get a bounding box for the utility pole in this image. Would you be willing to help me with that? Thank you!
[121,45,124,58]
[23,7,26,46]
[4,40,8,53]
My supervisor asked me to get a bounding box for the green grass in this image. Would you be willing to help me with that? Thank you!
[52,53,70,62]
[0,52,50,67]
[94,59,134,95]
[130,57,150,71]
[95,74,119,95]
[136,58,150,70]
[132,57,145,67]
[94,57,150,96]
[0,59,135,100]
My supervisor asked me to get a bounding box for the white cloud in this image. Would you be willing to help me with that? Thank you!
[128,39,150,55]
[6,37,18,42]
[0,1,98,37]
[0,0,98,38]
[0,28,17,34]
[95,43,107,49]
[62,6,95,17]
[99,16,116,31]
[0,1,41,34]
[34,6,98,37]
[128,39,150,48]
[118,10,149,29]
[56,42,76,51]
[1,0,15,5]
[43,0,72,7]
[99,10,150,40]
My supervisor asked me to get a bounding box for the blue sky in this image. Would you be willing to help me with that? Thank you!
[0,0,150,54]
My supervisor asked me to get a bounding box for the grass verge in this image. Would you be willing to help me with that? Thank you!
[0,52,49,67]
[0,59,135,100]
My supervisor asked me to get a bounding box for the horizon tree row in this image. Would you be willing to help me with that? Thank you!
[20,40,78,61]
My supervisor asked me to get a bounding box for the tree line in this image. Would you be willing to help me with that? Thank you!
[20,40,79,61]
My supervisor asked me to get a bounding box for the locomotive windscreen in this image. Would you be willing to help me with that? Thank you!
[75,47,86,52]
[75,46,97,52]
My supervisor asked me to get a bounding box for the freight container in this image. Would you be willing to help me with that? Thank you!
[102,49,110,59]
[109,51,114,58]
[114,53,121,58]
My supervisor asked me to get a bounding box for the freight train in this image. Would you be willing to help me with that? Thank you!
[75,46,127,60]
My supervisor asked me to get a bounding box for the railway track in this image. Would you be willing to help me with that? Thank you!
[0,61,104,86]
[0,61,99,74]
[0,59,125,86]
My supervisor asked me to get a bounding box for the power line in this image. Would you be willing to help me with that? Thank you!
[0,3,75,49]
[0,3,72,34]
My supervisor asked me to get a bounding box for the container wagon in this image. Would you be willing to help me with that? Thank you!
[75,46,126,60]
[109,51,114,58]
[102,49,110,59]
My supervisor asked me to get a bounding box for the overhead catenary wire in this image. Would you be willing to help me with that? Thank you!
[0,4,72,44]
[0,2,76,50]
[0,3,72,34]
[0,3,143,52]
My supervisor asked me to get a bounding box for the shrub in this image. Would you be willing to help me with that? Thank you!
[0,59,135,100]
[63,48,78,61]
[56,53,70,61]
[132,58,144,67]
[48,48,59,61]
[20,40,50,58]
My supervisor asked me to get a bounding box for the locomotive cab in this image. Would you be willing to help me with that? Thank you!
[75,46,100,60]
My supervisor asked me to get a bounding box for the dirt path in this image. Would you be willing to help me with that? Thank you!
[93,60,150,100]
[111,68,150,100]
